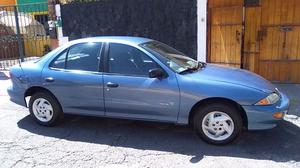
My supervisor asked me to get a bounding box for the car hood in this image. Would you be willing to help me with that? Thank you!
[186,64,276,93]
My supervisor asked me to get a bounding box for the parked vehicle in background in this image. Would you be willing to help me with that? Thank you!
[7,37,289,145]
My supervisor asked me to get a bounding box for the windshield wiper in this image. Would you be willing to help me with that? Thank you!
[179,62,206,74]
[179,67,198,74]
[199,62,207,68]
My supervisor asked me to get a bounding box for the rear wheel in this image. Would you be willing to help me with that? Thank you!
[193,103,243,145]
[29,92,63,126]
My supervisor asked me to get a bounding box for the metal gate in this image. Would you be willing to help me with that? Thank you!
[0,3,50,70]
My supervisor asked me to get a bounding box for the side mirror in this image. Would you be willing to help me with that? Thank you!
[149,68,165,78]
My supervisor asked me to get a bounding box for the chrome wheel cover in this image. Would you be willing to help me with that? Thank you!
[32,98,53,122]
[202,111,234,141]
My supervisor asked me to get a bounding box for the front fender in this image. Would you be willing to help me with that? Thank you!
[176,75,269,124]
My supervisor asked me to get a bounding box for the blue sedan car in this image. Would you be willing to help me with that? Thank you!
[8,37,289,144]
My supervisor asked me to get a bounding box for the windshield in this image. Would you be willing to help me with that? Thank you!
[141,41,199,73]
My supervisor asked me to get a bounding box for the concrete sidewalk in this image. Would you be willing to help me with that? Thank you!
[275,84,300,116]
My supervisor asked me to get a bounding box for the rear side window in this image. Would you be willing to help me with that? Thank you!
[50,50,67,69]
[50,42,102,72]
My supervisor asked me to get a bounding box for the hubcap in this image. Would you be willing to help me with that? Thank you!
[202,111,234,141]
[32,98,53,122]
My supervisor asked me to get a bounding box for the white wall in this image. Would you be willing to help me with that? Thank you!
[55,4,69,46]
[197,0,207,62]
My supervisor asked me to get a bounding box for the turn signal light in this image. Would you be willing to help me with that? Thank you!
[256,99,270,105]
[273,112,284,119]
[255,93,280,105]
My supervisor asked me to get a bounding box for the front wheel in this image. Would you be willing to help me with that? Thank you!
[193,103,243,145]
[29,92,63,126]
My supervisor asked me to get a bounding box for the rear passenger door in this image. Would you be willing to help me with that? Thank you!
[42,42,105,116]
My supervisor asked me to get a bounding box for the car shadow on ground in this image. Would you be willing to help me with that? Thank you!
[17,115,300,163]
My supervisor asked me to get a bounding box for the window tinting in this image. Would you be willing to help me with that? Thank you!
[108,43,159,76]
[66,42,102,72]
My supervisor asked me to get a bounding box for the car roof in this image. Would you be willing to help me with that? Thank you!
[69,36,153,46]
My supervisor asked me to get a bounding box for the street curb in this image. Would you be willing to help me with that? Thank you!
[285,115,300,127]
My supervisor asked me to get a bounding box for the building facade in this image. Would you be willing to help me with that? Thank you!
[0,0,49,58]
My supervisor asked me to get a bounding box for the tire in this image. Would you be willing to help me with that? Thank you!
[193,103,243,145]
[29,92,63,126]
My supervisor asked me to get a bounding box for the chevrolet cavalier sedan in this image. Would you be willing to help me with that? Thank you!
[8,37,289,145]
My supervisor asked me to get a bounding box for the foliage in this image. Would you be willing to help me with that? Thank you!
[43,44,51,54]
[58,0,101,4]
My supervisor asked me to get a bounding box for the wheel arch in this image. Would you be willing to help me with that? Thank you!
[24,86,60,108]
[188,97,248,129]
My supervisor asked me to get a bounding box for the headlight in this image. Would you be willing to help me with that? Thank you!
[255,93,280,105]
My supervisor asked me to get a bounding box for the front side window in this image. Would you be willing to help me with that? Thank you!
[50,42,102,72]
[108,43,159,76]
[141,41,200,73]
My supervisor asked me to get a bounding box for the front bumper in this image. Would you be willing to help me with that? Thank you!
[242,92,289,130]
[7,85,26,107]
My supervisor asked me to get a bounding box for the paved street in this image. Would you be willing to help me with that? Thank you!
[0,74,300,168]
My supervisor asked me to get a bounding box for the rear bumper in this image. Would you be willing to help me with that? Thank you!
[7,85,26,107]
[243,92,289,130]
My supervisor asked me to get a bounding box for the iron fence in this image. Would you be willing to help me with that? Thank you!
[0,2,50,70]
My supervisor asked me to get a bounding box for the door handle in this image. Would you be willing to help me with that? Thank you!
[45,77,55,82]
[106,82,119,88]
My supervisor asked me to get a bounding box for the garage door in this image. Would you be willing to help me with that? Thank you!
[208,0,244,68]
[258,0,300,83]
